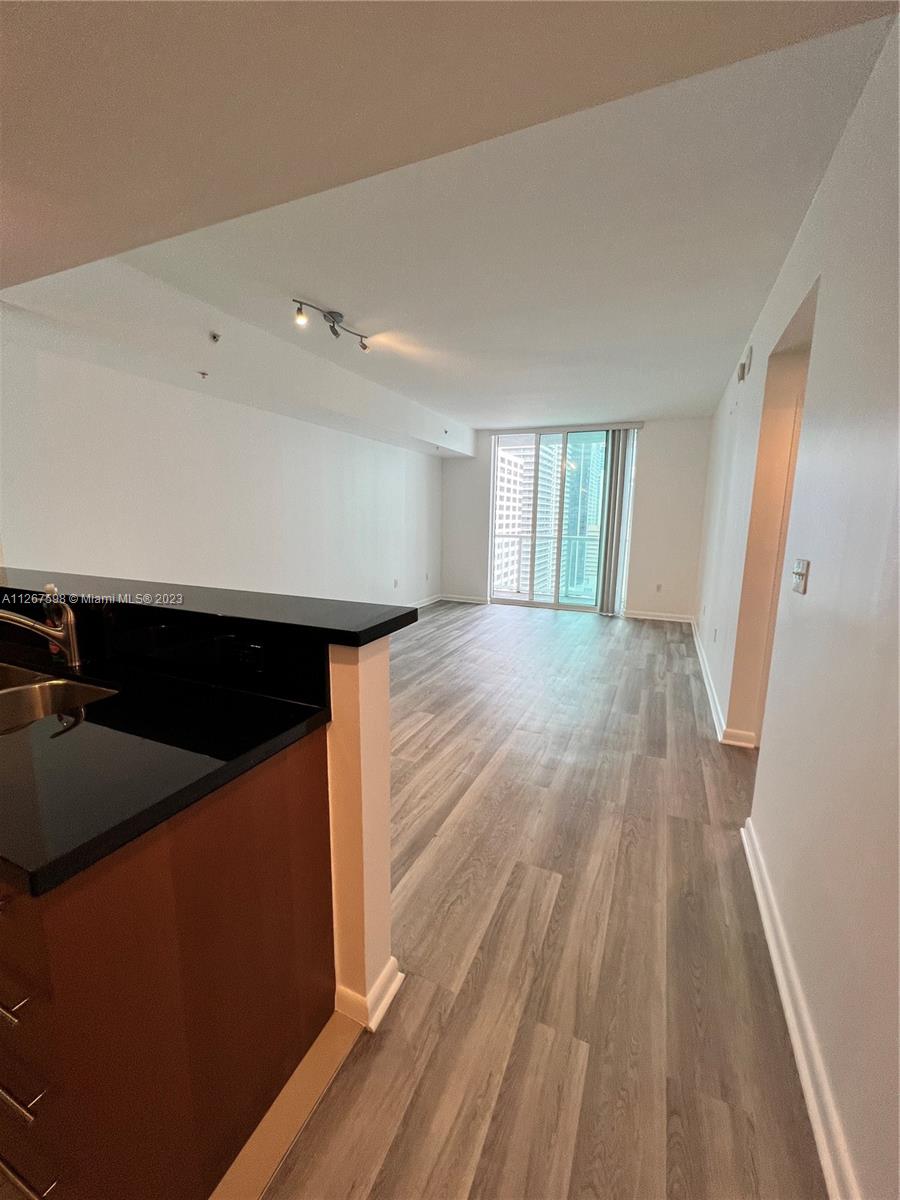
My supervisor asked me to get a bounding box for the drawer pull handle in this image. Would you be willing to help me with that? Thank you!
[0,1082,45,1124]
[0,996,30,1026]
[0,1153,56,1199]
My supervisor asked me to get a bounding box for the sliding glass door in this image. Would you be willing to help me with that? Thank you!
[490,427,634,612]
[558,430,606,607]
[491,433,534,600]
[533,433,563,603]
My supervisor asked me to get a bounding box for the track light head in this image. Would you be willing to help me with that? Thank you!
[323,310,343,339]
[291,301,370,350]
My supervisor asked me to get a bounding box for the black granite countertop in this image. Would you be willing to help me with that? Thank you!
[0,569,417,646]
[0,571,417,894]
[0,670,328,895]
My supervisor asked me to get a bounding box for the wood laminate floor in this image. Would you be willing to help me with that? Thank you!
[266,603,826,1200]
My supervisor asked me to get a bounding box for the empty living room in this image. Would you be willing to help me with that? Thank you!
[0,4,897,1200]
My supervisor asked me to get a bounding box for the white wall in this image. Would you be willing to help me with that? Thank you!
[695,27,898,1200]
[0,311,442,607]
[624,417,710,619]
[441,430,493,602]
[441,418,710,615]
[0,261,475,459]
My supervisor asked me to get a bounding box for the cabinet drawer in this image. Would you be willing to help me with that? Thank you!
[0,1053,48,1127]
[0,892,47,995]
[0,981,53,1083]
[0,1102,59,1200]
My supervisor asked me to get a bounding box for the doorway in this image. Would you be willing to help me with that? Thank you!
[488,426,636,613]
[725,286,818,747]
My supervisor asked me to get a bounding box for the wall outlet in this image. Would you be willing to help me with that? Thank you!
[656,583,663,593]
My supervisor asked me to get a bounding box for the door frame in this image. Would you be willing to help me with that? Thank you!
[725,284,818,747]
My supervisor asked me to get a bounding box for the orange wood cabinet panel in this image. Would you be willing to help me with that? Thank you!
[0,729,334,1200]
[166,728,334,1190]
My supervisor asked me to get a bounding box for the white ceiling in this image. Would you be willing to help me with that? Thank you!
[3,1,891,287]
[117,20,889,430]
[5,19,890,435]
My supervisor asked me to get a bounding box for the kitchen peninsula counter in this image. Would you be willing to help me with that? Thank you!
[0,569,413,1200]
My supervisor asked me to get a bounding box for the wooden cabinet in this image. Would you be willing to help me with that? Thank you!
[0,730,334,1200]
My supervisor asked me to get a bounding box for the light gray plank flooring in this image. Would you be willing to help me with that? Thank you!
[266,602,825,1200]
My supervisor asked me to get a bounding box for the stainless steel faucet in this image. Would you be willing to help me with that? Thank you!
[0,584,81,671]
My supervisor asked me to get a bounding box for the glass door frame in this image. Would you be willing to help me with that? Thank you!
[550,430,569,607]
[488,422,640,613]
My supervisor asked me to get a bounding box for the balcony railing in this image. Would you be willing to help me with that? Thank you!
[492,533,601,603]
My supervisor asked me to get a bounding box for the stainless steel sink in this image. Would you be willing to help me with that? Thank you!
[0,662,55,690]
[0,678,117,734]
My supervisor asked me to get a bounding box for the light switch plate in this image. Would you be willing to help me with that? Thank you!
[792,559,810,594]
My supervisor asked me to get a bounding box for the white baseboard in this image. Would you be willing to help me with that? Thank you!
[210,1011,360,1200]
[335,956,405,1032]
[690,623,759,747]
[623,608,694,622]
[722,726,758,748]
[414,594,442,609]
[741,820,859,1200]
[441,594,488,604]
[691,620,726,740]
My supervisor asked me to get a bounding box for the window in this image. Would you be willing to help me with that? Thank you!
[490,427,636,612]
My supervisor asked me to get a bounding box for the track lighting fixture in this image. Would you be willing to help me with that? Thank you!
[291,298,372,351]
